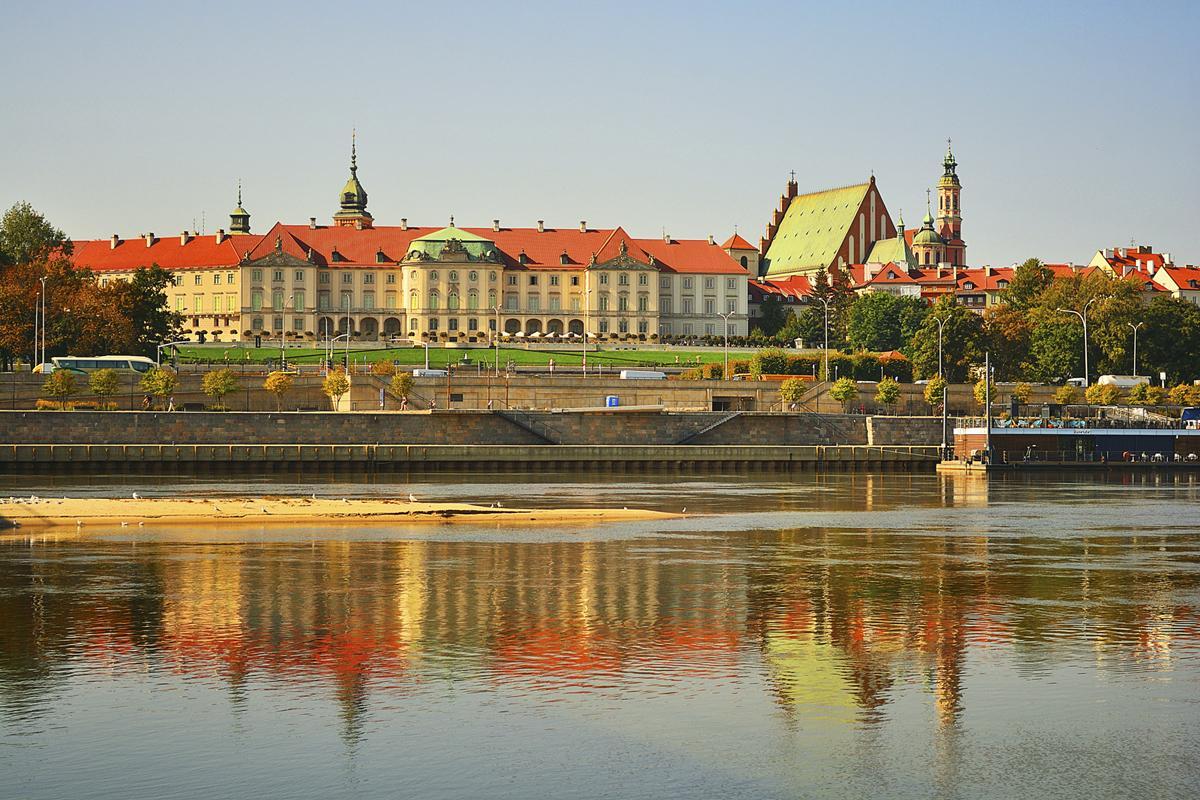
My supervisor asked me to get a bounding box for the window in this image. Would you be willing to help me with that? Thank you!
[469,271,478,282]
[274,270,284,282]
[449,271,458,282]
[638,273,647,286]
[468,291,479,310]
[704,277,715,290]
[618,295,628,312]
[683,277,693,290]
[227,294,238,312]
[251,291,263,311]
[448,318,459,331]
[599,274,609,285]
[363,291,375,310]
[386,273,396,284]
[319,272,330,284]
[273,316,283,331]
[726,278,736,290]
[528,296,540,313]
[705,324,715,335]
[505,293,518,311]
[529,275,538,286]
[428,291,439,311]
[193,294,204,313]
[740,256,748,268]
[599,320,609,333]
[507,275,518,286]
[618,319,628,333]
[341,272,352,284]
[252,317,263,331]
[227,272,234,284]
[293,290,305,310]
[340,291,352,310]
[428,318,438,331]
[660,297,672,314]
[660,276,671,289]
[489,271,497,281]
[430,271,439,281]
[272,290,285,310]
[252,269,262,282]
[386,291,397,310]
[637,295,648,312]
[174,296,184,312]
[599,295,609,312]
[726,299,736,313]
[468,318,478,331]
[409,291,419,311]
[296,270,305,282]
[194,275,202,286]
[363,273,375,285]
[550,275,559,286]
[637,320,648,334]
[618,273,629,286]
[682,298,693,314]
[705,299,715,315]
[213,274,222,285]
[571,276,579,286]
[549,295,560,312]
[569,296,581,312]
[319,291,331,310]
[448,293,459,310]
[488,290,496,308]
[293,317,304,332]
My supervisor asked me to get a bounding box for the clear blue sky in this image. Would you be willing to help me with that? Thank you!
[2,0,1196,266]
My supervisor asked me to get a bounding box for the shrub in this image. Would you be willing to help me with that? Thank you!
[749,348,789,377]
[1125,383,1149,405]
[1168,383,1192,406]
[1086,383,1122,406]
[780,378,808,409]
[874,377,901,411]
[1054,385,1080,405]
[139,367,178,410]
[263,371,294,411]
[323,368,351,410]
[371,359,397,377]
[388,372,414,402]
[924,376,948,408]
[89,369,120,409]
[201,368,240,411]
[1144,386,1168,406]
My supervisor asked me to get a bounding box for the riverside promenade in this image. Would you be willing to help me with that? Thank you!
[0,410,943,474]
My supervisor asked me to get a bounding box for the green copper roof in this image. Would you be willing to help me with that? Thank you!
[406,227,498,261]
[865,236,915,267]
[764,182,869,277]
[912,226,944,246]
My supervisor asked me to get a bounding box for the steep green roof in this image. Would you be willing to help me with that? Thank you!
[865,236,915,268]
[764,182,869,277]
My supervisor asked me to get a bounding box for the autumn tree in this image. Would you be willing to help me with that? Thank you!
[263,371,294,411]
[41,370,77,409]
[139,367,178,410]
[388,371,414,403]
[1053,385,1080,405]
[924,376,948,409]
[779,378,808,410]
[874,377,901,412]
[973,376,995,408]
[1001,258,1054,311]
[88,368,120,409]
[1085,383,1121,406]
[201,368,240,410]
[371,359,397,377]
[829,377,859,412]
[323,368,351,410]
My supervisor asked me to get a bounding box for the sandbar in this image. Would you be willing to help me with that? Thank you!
[0,496,680,531]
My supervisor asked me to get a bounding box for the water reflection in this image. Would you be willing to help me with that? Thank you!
[1,475,1198,798]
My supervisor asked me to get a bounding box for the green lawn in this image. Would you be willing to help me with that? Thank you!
[174,344,731,369]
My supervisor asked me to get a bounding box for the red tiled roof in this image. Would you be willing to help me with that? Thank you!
[749,275,812,300]
[1159,266,1200,291]
[720,233,757,251]
[71,233,257,272]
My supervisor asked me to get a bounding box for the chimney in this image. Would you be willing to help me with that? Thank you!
[537,220,545,233]
[180,231,190,245]
[1068,261,1077,273]
[1164,252,1173,265]
[493,219,501,232]
[663,231,671,243]
[215,229,226,244]
[144,232,155,247]
[707,234,714,245]
[355,219,363,231]
[110,234,119,249]
[309,217,317,230]
[400,218,408,231]
[579,220,587,233]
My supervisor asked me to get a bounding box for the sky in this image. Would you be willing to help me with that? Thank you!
[1,0,1197,267]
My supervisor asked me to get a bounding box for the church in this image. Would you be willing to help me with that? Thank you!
[756,142,967,280]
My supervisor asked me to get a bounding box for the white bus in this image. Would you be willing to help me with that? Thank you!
[619,370,666,380]
[40,356,158,375]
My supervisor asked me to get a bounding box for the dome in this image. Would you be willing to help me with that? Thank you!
[912,226,944,246]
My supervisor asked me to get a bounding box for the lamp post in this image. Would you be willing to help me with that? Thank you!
[280,295,295,369]
[38,276,48,368]
[1127,321,1144,377]
[492,305,501,375]
[327,333,349,376]
[582,276,591,377]
[1057,297,1098,387]
[933,315,948,379]
[156,339,190,367]
[719,311,733,379]
[814,296,832,386]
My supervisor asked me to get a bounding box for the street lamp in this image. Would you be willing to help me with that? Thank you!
[492,305,501,375]
[718,311,733,379]
[1127,321,1144,377]
[156,339,190,367]
[280,295,295,368]
[37,276,48,368]
[326,333,349,375]
[814,296,832,384]
[582,276,592,377]
[1057,297,1099,387]
[932,315,949,379]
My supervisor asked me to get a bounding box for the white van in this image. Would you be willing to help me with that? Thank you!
[619,370,666,380]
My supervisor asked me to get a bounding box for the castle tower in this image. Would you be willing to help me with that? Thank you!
[333,131,373,229]
[229,182,251,234]
[936,139,966,265]
[911,191,946,267]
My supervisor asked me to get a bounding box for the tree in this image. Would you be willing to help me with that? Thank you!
[1028,311,1083,383]
[829,377,859,412]
[779,378,807,410]
[973,376,995,408]
[388,371,414,402]
[983,305,1033,381]
[263,371,294,411]
[874,377,900,412]
[1145,386,1168,407]
[1125,383,1149,405]
[1168,383,1193,406]
[1085,383,1121,406]
[924,376,948,408]
[907,296,985,381]
[1011,382,1033,404]
[1001,258,1054,311]
[0,202,70,267]
[1138,297,1200,383]
[114,267,182,357]
[88,368,120,409]
[139,366,178,410]
[756,296,790,337]
[371,359,397,377]
[1054,385,1080,405]
[201,368,240,410]
[41,370,77,409]
[846,293,928,353]
[323,368,351,410]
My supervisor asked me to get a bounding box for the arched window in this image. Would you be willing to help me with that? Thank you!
[449,271,458,282]
[429,271,439,282]
[467,291,478,310]
[740,256,748,268]
[448,293,459,310]
[409,291,419,311]
[428,291,439,311]
[488,290,496,308]
[618,273,629,286]
[469,271,478,282]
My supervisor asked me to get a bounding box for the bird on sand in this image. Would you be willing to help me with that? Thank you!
[682,507,687,513]
[138,522,145,527]
[409,494,418,503]
[132,492,141,500]
[120,522,129,527]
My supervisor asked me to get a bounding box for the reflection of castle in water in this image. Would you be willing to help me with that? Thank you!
[0,526,1192,734]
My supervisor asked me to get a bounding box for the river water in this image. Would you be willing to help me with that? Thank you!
[1,472,1198,799]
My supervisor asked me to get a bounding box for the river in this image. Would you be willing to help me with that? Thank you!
[1,472,1198,799]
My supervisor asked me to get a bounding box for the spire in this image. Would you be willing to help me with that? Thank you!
[943,137,957,177]
[229,180,251,234]
[334,130,372,228]
[924,189,933,225]
[896,209,905,236]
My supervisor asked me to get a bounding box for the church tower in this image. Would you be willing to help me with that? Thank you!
[333,131,373,229]
[229,182,251,234]
[911,191,946,267]
[936,140,966,265]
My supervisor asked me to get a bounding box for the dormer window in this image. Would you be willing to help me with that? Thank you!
[963,281,975,290]
[518,251,528,265]
[998,280,1009,289]
[375,250,387,263]
[331,248,343,262]
[560,252,570,265]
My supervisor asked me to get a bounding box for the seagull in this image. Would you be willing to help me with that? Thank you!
[409,494,418,503]
[311,493,318,501]
[29,495,39,503]
[75,520,83,527]
[138,522,145,527]
[682,507,687,513]
[132,492,141,500]
[120,522,129,527]
[342,498,350,504]
[261,507,269,514]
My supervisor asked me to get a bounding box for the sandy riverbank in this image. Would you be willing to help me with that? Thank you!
[0,496,680,531]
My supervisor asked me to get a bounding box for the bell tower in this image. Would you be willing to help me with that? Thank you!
[936,139,965,265]
[333,130,373,229]
[229,181,251,234]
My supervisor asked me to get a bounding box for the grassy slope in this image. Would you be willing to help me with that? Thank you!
[175,345,730,368]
